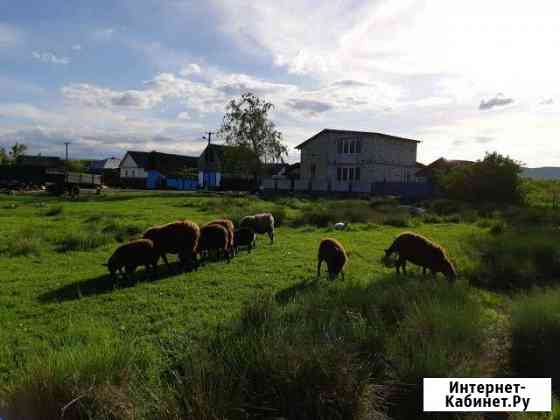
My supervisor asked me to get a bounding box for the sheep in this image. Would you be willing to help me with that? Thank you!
[233,227,256,254]
[104,239,159,282]
[197,223,231,263]
[240,213,275,244]
[143,220,200,272]
[317,238,347,280]
[384,231,456,282]
[206,219,235,251]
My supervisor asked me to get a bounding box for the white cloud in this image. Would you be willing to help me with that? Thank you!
[72,44,82,51]
[180,63,201,77]
[177,111,191,120]
[479,93,514,111]
[32,51,70,65]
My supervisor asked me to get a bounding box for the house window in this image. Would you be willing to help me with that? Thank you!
[355,167,361,181]
[125,170,129,177]
[350,141,355,153]
[337,140,343,154]
[310,164,316,177]
[342,167,348,181]
[337,167,341,181]
[343,141,349,154]
[349,167,354,181]
[356,140,361,153]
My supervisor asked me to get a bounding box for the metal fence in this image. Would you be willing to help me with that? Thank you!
[262,178,433,198]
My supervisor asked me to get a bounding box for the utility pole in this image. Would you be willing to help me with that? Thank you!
[205,131,214,145]
[64,142,70,161]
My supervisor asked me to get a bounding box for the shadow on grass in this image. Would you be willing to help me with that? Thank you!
[38,261,188,303]
[275,277,320,304]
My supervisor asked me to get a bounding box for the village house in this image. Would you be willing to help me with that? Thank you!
[87,157,121,186]
[119,151,198,189]
[268,129,428,195]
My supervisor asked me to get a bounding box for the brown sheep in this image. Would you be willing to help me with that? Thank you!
[143,220,200,272]
[240,213,275,244]
[384,231,456,282]
[206,219,235,251]
[233,227,256,254]
[317,238,347,280]
[197,224,231,263]
[104,239,159,281]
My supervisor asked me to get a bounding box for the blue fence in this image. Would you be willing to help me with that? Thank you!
[166,177,198,190]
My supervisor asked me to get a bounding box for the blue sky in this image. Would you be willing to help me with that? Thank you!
[1,0,559,166]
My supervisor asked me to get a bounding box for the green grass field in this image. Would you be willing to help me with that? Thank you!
[3,191,559,419]
[0,192,480,381]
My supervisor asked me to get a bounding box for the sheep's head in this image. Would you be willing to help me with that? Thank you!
[441,259,457,282]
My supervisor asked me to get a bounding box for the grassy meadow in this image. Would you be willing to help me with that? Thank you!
[0,190,559,419]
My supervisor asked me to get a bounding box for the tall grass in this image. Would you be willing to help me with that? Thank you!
[468,228,560,290]
[55,231,112,252]
[0,341,137,420]
[157,278,489,419]
[511,288,560,391]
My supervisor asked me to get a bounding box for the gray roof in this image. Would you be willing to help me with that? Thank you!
[295,129,420,150]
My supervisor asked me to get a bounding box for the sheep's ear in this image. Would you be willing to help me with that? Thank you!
[347,251,352,257]
[101,263,109,266]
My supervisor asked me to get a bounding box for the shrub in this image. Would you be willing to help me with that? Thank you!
[422,214,443,224]
[56,231,112,252]
[468,228,560,290]
[511,288,560,392]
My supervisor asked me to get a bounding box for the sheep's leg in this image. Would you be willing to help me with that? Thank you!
[268,229,274,244]
[317,259,323,278]
[422,267,427,276]
[402,260,407,275]
[161,253,171,270]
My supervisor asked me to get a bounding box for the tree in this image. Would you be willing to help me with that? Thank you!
[438,152,525,204]
[0,147,7,164]
[9,143,27,161]
[218,93,287,180]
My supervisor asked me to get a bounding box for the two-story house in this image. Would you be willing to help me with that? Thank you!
[295,129,422,192]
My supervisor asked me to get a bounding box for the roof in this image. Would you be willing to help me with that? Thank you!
[122,150,198,175]
[295,129,421,150]
[415,157,474,178]
[89,157,121,171]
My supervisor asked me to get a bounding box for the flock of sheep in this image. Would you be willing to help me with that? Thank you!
[106,212,457,284]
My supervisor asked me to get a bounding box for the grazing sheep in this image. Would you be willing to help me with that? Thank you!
[240,213,275,244]
[384,231,456,282]
[143,220,200,271]
[206,219,235,251]
[317,238,348,280]
[233,227,256,254]
[197,224,231,263]
[104,239,158,281]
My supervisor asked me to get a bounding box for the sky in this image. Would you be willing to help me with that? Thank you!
[0,0,559,167]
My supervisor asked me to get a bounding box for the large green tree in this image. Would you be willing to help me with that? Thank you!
[438,151,525,204]
[218,93,287,179]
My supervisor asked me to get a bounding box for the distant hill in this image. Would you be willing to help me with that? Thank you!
[522,167,560,180]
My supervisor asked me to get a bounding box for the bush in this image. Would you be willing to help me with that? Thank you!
[56,231,112,252]
[468,228,560,290]
[437,152,525,205]
[511,288,560,392]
